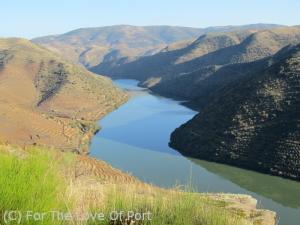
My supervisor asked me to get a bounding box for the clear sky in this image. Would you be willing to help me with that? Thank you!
[1,0,299,38]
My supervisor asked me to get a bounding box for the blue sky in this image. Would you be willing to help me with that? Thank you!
[1,0,299,38]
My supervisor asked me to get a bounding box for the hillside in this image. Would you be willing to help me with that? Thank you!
[97,29,256,79]
[0,38,127,153]
[0,144,277,225]
[97,27,300,107]
[32,25,203,68]
[33,24,282,71]
[170,44,300,180]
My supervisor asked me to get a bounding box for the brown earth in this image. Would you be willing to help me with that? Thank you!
[72,152,277,225]
[0,38,127,153]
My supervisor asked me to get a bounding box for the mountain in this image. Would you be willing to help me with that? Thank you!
[32,25,203,68]
[98,26,300,107]
[0,38,127,153]
[33,24,283,71]
[97,29,256,79]
[170,44,300,180]
[152,27,300,105]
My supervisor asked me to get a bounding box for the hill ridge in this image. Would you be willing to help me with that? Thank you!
[0,38,127,153]
[170,44,300,180]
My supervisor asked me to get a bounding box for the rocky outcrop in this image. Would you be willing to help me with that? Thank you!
[207,194,276,225]
[170,44,300,180]
[0,50,13,69]
[35,61,68,106]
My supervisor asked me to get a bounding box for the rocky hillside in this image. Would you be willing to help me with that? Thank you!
[99,27,300,106]
[170,44,300,180]
[0,38,127,153]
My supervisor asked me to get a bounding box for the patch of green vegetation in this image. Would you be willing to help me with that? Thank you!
[0,147,74,225]
[0,146,252,225]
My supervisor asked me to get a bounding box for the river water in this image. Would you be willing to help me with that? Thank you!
[91,79,300,225]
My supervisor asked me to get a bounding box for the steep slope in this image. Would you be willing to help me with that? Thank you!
[33,24,283,71]
[91,24,283,78]
[170,44,300,180]
[92,27,300,106]
[147,27,300,104]
[97,30,256,80]
[33,25,203,68]
[0,38,127,153]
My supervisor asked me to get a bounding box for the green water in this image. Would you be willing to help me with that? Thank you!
[91,79,300,225]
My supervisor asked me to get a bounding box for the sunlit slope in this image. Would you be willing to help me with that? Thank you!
[0,38,127,152]
[33,25,203,68]
[99,26,300,105]
[33,24,282,72]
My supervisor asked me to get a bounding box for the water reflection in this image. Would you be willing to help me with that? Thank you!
[189,158,300,208]
[91,79,300,225]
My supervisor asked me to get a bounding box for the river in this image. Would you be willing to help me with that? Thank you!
[90,79,300,225]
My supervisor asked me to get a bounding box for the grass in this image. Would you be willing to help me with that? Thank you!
[0,146,74,225]
[0,146,251,225]
[86,184,250,225]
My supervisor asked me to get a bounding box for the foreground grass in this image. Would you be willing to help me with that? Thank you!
[0,146,251,225]
[0,146,74,225]
[86,184,250,225]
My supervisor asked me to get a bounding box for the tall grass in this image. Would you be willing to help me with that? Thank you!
[87,184,251,225]
[0,147,73,225]
[0,146,252,225]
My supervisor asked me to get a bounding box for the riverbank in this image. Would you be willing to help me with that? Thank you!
[0,38,129,154]
[0,78,277,224]
[0,144,276,225]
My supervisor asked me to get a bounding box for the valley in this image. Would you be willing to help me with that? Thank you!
[42,25,300,181]
[91,79,300,225]
[1,22,299,225]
